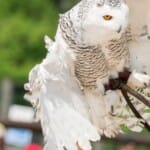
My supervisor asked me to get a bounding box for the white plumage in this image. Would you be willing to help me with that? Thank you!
[126,0,150,37]
[24,0,150,150]
[129,36,150,75]
[24,36,100,150]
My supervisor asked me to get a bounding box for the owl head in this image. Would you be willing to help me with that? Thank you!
[78,0,129,45]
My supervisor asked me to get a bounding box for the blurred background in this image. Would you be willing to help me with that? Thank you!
[0,0,149,150]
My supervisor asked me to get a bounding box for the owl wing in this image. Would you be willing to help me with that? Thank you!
[24,36,100,150]
[129,35,150,74]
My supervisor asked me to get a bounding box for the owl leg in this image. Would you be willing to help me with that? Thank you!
[104,90,121,115]
[100,70,130,115]
[96,77,121,115]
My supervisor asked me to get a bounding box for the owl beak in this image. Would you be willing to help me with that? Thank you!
[117,26,122,33]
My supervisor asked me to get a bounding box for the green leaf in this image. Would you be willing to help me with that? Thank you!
[0,0,59,84]
[143,109,150,113]
[120,124,132,133]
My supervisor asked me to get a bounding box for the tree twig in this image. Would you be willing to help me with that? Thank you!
[120,83,150,132]
[121,84,150,108]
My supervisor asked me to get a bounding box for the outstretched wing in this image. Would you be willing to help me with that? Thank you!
[129,36,150,74]
[24,36,100,150]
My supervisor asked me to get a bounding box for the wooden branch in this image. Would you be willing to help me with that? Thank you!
[120,83,150,132]
[103,134,150,145]
[122,83,150,108]
[0,119,150,145]
[0,119,41,132]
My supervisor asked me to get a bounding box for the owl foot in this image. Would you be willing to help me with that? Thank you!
[99,121,119,138]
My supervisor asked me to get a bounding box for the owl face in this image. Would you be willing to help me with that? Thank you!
[81,0,129,45]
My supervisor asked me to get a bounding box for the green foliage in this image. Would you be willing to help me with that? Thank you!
[0,0,59,84]
[120,124,133,134]
[103,139,150,150]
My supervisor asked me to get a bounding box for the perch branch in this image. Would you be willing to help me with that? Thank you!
[121,83,150,108]
[120,83,150,132]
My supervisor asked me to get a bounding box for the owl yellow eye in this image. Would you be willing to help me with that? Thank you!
[103,15,113,21]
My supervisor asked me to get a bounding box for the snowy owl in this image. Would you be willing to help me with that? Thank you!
[24,0,150,150]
